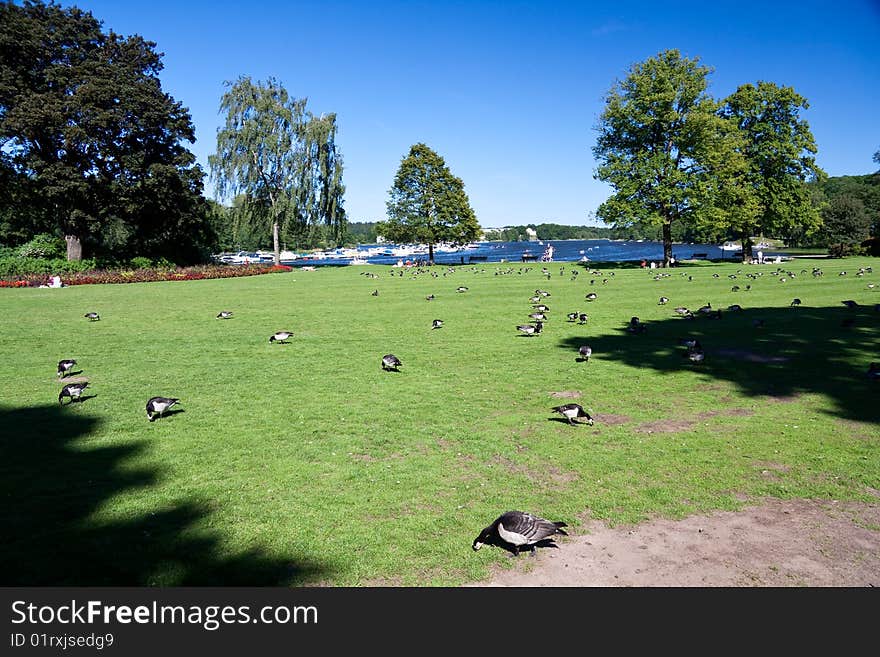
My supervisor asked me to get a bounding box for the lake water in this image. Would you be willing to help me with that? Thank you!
[289,239,776,267]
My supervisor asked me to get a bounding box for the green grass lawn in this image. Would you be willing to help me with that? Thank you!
[1,257,878,586]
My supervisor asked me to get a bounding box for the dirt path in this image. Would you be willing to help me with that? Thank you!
[470,498,880,587]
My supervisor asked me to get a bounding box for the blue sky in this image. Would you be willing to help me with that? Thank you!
[58,0,880,227]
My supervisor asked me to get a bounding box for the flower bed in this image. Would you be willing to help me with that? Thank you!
[0,264,292,288]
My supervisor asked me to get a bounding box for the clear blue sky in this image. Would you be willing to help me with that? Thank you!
[59,0,880,227]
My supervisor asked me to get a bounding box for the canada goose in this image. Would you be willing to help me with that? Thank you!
[551,403,593,425]
[529,295,541,303]
[727,304,743,312]
[426,294,435,301]
[687,348,705,364]
[457,286,468,293]
[790,298,802,307]
[731,285,740,292]
[516,321,543,336]
[585,293,597,301]
[216,311,234,319]
[674,307,690,315]
[431,319,444,330]
[59,382,89,405]
[371,289,379,296]
[533,304,549,312]
[57,359,77,378]
[146,396,180,421]
[84,312,100,321]
[658,296,669,305]
[567,312,579,322]
[381,354,402,371]
[697,303,712,314]
[679,337,701,351]
[537,289,551,297]
[269,331,293,344]
[577,345,592,362]
[472,510,568,556]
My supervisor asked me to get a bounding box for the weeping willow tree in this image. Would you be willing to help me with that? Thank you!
[209,76,345,262]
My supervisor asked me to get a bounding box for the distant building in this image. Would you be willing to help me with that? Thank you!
[525,227,538,241]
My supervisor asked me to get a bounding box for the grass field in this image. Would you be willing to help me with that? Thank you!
[1,257,878,586]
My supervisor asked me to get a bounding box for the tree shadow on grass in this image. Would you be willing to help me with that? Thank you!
[558,304,880,425]
[0,405,331,586]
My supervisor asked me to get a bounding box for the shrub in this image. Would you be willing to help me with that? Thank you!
[16,234,66,259]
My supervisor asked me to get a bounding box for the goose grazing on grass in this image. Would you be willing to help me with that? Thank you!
[431,319,444,330]
[790,298,802,307]
[473,510,568,556]
[658,296,669,305]
[59,382,89,405]
[216,311,234,319]
[567,312,579,322]
[371,289,379,296]
[381,354,402,371]
[578,313,588,325]
[456,286,468,293]
[529,295,541,303]
[727,304,743,312]
[146,396,180,421]
[269,331,293,344]
[697,303,712,315]
[674,306,690,315]
[551,403,593,425]
[585,292,597,301]
[528,312,547,322]
[84,312,100,321]
[577,345,592,362]
[57,359,77,378]
[533,304,549,312]
[426,294,435,301]
[516,321,543,337]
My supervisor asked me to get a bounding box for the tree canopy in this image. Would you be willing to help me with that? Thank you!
[379,143,479,264]
[593,49,730,267]
[209,76,345,263]
[0,0,211,262]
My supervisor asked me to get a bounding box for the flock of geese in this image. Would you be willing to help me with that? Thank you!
[53,259,878,559]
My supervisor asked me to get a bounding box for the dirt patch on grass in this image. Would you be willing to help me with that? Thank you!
[593,413,632,425]
[763,392,802,404]
[549,390,582,399]
[470,498,880,586]
[634,419,696,434]
[697,408,755,419]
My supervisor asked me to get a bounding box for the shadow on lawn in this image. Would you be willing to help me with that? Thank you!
[559,303,880,425]
[0,405,331,586]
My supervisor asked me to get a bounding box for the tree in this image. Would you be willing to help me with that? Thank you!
[721,82,825,261]
[821,194,871,255]
[209,76,345,264]
[379,143,479,264]
[593,49,728,267]
[0,0,208,262]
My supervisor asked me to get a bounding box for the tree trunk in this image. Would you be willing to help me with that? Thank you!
[65,235,82,262]
[741,232,753,263]
[428,242,435,266]
[273,221,280,265]
[662,222,672,268]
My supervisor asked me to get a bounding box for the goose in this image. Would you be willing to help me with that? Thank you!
[727,304,743,312]
[516,321,543,337]
[585,292,597,301]
[59,382,89,405]
[529,295,541,303]
[790,298,802,307]
[538,290,551,297]
[674,306,690,315]
[426,294,435,301]
[551,403,594,425]
[679,337,701,351]
[528,312,547,322]
[456,286,469,293]
[532,304,549,312]
[269,331,293,344]
[371,289,379,296]
[84,312,100,321]
[687,348,705,364]
[578,313,588,325]
[577,345,592,362]
[216,311,234,319]
[567,312,579,322]
[842,300,858,309]
[697,303,712,315]
[146,396,180,421]
[731,285,740,292]
[472,510,568,556]
[57,359,77,378]
[381,354,402,371]
[658,296,669,305]
[431,319,444,330]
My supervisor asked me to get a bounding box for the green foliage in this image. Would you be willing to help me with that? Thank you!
[380,143,479,262]
[0,0,212,262]
[0,255,97,277]
[821,195,872,255]
[16,233,65,259]
[593,49,725,265]
[209,77,346,261]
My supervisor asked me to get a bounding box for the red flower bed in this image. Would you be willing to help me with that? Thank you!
[1,264,292,288]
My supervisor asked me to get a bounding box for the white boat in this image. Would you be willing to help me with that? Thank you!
[720,242,743,252]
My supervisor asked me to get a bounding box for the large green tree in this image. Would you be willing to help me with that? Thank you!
[379,143,479,264]
[593,49,730,267]
[721,81,824,261]
[820,194,871,255]
[0,0,209,262]
[209,76,345,264]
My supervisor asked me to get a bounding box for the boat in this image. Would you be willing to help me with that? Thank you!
[720,242,743,252]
